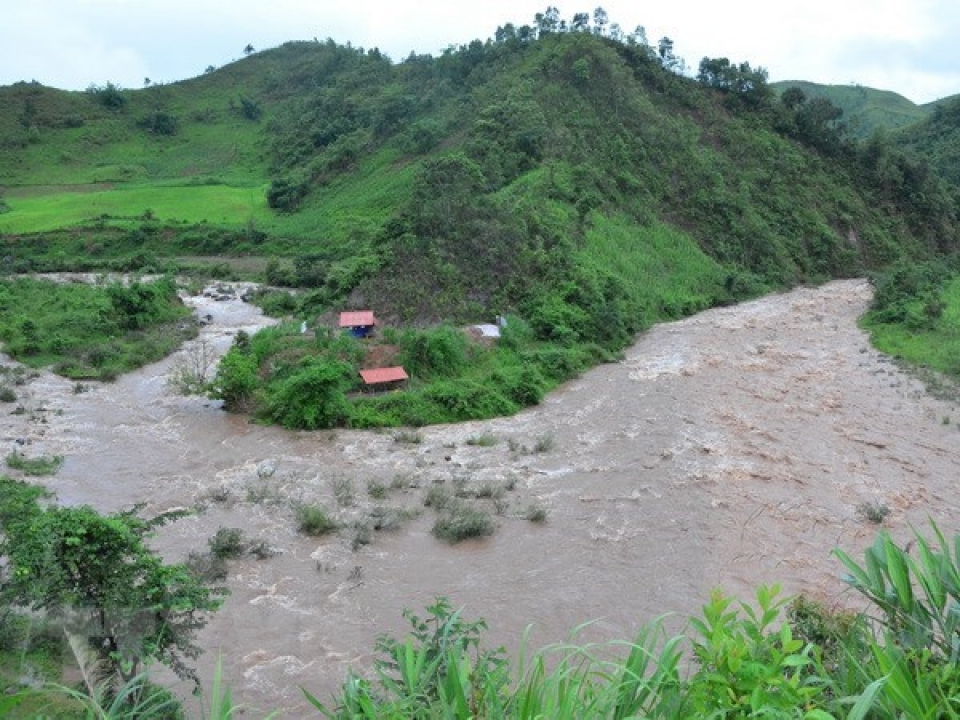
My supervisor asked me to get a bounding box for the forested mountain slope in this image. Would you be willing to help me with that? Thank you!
[896,94,960,190]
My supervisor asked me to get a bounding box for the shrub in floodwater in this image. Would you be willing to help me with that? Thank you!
[533,433,555,453]
[351,522,374,551]
[332,475,355,506]
[367,479,388,499]
[423,485,452,510]
[369,505,416,532]
[525,504,548,523]
[393,429,423,444]
[247,539,278,560]
[475,482,504,500]
[856,499,890,524]
[208,527,246,559]
[296,503,338,536]
[465,433,497,447]
[185,550,228,582]
[0,385,16,403]
[431,501,495,543]
[5,451,64,476]
[245,479,283,505]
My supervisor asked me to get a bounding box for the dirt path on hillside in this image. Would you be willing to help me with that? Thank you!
[2,279,958,717]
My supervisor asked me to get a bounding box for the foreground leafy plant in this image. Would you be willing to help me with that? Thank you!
[834,521,959,661]
[685,584,828,716]
[834,521,960,717]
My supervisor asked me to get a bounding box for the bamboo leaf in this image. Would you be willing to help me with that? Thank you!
[844,675,887,720]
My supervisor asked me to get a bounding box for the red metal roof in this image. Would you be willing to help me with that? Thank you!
[339,311,376,327]
[359,366,408,384]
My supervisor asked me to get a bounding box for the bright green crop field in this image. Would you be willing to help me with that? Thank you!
[0,182,270,234]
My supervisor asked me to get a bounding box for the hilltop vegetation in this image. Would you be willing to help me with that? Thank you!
[2,8,959,426]
[771,80,929,138]
[897,94,960,189]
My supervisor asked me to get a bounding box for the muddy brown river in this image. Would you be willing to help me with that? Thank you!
[3,278,959,717]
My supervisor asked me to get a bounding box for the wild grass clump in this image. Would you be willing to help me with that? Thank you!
[0,385,16,402]
[456,481,504,500]
[5,452,64,476]
[423,485,452,510]
[390,473,412,490]
[465,433,498,447]
[431,501,495,543]
[369,505,417,532]
[296,503,338,536]
[367,479,388,499]
[245,480,283,504]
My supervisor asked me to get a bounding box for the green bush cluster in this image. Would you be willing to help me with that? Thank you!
[0,276,194,380]
[4,452,63,476]
[431,500,496,543]
[208,317,566,429]
[861,257,960,379]
[295,503,338,536]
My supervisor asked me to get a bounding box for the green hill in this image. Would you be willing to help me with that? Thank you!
[771,80,929,138]
[1,12,959,427]
[896,94,960,189]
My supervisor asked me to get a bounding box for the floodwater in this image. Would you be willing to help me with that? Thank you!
[3,279,959,717]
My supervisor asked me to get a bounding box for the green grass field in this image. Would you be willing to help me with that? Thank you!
[0,183,270,234]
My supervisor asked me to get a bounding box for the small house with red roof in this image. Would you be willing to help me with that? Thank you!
[359,366,408,392]
[339,310,377,338]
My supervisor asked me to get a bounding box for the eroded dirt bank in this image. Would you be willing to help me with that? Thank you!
[3,279,958,717]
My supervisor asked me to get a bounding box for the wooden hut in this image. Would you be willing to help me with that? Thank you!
[339,310,377,338]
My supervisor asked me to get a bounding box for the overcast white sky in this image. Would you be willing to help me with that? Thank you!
[1,0,958,104]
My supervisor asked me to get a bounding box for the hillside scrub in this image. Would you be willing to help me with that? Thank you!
[0,275,196,380]
[898,94,960,189]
